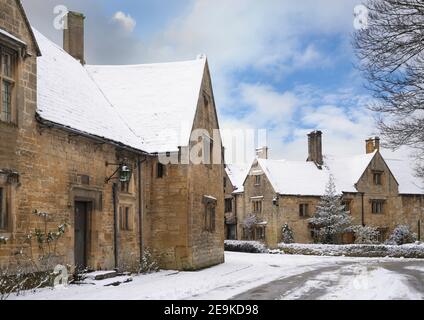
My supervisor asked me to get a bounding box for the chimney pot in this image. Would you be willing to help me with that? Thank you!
[366,137,380,154]
[307,130,323,166]
[63,11,85,65]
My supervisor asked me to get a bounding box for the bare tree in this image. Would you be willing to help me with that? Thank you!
[353,0,424,177]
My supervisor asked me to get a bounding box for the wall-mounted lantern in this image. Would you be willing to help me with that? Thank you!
[119,165,132,182]
[105,160,132,184]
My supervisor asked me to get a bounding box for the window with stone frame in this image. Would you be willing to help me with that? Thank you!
[225,198,232,213]
[254,175,261,186]
[371,200,385,214]
[252,200,262,214]
[204,202,216,232]
[119,206,132,231]
[157,162,165,178]
[299,203,309,217]
[342,199,352,213]
[255,226,266,240]
[373,171,383,186]
[0,186,8,231]
[202,134,214,166]
[0,47,16,123]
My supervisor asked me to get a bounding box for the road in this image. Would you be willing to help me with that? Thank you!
[232,259,424,300]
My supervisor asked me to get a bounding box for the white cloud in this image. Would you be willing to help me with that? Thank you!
[112,11,136,33]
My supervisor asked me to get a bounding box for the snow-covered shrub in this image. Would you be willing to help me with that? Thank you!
[118,249,159,275]
[281,224,294,244]
[1,210,69,298]
[224,240,268,253]
[386,225,417,245]
[139,249,160,274]
[278,243,424,258]
[308,176,352,244]
[351,225,380,244]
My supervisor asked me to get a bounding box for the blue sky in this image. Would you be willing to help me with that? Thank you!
[22,0,383,163]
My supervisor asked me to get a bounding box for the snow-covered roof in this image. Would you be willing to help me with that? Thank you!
[257,159,330,196]
[251,150,424,196]
[226,164,251,193]
[325,151,377,193]
[34,29,146,151]
[86,59,206,153]
[384,157,424,195]
[34,28,206,154]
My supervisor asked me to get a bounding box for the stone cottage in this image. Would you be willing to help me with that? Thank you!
[229,131,424,248]
[0,1,224,272]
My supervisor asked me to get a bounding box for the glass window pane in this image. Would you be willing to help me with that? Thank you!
[2,53,13,78]
[2,81,11,122]
[0,188,6,230]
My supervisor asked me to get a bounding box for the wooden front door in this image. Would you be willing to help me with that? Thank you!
[74,202,89,269]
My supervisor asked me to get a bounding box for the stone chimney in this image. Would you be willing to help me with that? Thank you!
[63,11,85,65]
[307,131,323,166]
[366,137,380,154]
[256,146,268,160]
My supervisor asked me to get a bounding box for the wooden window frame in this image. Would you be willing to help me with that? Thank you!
[0,46,17,124]
[254,175,261,186]
[373,171,383,186]
[299,203,309,218]
[119,205,132,231]
[371,200,385,214]
[252,200,262,214]
[157,162,165,179]
[225,198,233,213]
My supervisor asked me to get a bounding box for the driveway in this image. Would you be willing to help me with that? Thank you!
[232,259,424,300]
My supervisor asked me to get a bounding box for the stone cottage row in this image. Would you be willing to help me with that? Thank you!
[225,132,424,247]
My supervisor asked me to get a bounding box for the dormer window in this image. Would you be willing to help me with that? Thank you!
[0,47,16,123]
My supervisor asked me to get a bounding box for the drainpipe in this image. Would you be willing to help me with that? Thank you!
[361,192,365,227]
[234,195,237,240]
[138,156,147,265]
[112,183,119,269]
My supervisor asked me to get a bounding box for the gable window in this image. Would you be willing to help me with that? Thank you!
[371,200,385,214]
[157,163,165,178]
[0,48,16,123]
[119,206,132,231]
[252,200,262,214]
[299,204,309,217]
[255,175,261,186]
[373,171,383,186]
[223,177,227,189]
[202,134,214,166]
[225,198,232,213]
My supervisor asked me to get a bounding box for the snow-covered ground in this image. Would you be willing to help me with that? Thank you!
[9,252,424,300]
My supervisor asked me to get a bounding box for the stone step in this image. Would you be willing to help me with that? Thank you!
[85,270,119,281]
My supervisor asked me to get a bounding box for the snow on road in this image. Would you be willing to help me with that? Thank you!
[9,252,424,300]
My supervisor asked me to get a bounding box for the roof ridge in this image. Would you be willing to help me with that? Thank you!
[86,57,206,69]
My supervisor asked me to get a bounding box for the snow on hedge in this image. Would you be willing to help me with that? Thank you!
[224,240,268,253]
[278,243,424,258]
